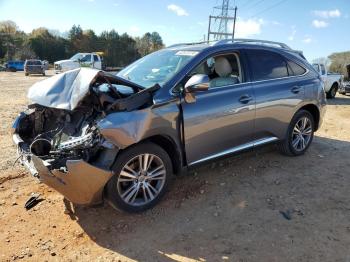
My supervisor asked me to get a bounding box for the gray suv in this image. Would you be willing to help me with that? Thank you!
[24,59,45,76]
[12,39,326,213]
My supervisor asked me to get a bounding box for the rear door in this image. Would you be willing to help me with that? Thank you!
[245,49,308,141]
[181,51,255,165]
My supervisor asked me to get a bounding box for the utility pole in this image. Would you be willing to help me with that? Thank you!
[207,0,237,42]
[232,6,237,39]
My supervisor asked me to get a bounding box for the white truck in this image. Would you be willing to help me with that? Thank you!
[54,52,103,74]
[312,63,343,99]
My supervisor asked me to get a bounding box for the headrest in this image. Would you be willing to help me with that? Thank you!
[214,57,232,77]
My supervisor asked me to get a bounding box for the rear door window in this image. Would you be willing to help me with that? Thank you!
[93,55,99,62]
[247,50,289,81]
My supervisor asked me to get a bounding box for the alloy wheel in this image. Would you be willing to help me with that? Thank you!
[117,153,166,206]
[291,117,312,151]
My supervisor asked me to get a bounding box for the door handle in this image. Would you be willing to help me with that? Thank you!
[239,94,253,104]
[291,86,302,94]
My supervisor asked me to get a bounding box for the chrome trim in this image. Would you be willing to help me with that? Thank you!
[248,66,309,85]
[192,68,309,92]
[172,63,309,95]
[188,137,278,166]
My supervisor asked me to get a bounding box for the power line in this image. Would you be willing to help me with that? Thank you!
[239,0,261,10]
[244,0,266,13]
[248,0,288,19]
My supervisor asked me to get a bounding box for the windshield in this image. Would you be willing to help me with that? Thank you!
[117,49,199,88]
[70,53,91,62]
[26,60,42,65]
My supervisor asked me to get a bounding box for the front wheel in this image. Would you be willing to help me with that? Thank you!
[279,110,315,156]
[106,142,173,213]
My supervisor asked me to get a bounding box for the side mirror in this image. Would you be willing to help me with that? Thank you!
[185,74,210,93]
[184,74,209,103]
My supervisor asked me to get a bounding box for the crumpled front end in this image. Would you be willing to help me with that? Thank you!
[12,107,116,205]
[13,68,158,205]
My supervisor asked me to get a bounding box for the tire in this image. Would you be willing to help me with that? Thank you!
[106,142,173,213]
[42,72,45,76]
[279,110,315,156]
[326,84,338,99]
[25,73,29,76]
[9,67,16,72]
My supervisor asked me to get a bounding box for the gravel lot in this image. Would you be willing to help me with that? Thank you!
[0,71,350,261]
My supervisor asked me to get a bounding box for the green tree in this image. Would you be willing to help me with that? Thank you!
[0,20,165,67]
[27,28,67,62]
[0,20,25,61]
[136,32,164,57]
[328,51,350,79]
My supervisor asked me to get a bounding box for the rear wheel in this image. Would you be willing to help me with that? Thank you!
[279,110,315,156]
[326,84,338,99]
[25,73,29,76]
[106,142,173,213]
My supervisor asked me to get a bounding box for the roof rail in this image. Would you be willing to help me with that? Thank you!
[213,38,292,50]
[167,41,209,48]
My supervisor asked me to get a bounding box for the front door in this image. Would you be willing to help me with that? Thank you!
[181,52,255,165]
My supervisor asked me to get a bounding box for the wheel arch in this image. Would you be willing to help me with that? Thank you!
[145,134,183,175]
[332,81,339,88]
[298,104,320,131]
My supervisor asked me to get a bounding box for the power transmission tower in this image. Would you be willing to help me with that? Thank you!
[207,0,237,41]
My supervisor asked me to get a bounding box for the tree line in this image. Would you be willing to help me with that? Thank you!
[328,51,350,79]
[0,21,164,67]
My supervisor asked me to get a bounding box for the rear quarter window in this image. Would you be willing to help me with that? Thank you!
[287,60,306,76]
[247,50,289,81]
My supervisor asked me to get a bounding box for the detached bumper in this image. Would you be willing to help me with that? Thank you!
[31,156,113,205]
[12,116,113,205]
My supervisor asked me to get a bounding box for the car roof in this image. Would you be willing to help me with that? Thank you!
[167,39,306,61]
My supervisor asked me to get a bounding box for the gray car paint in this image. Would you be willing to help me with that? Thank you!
[181,81,255,164]
[13,42,327,205]
[27,68,98,110]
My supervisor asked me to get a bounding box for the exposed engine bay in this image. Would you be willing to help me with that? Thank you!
[14,68,159,176]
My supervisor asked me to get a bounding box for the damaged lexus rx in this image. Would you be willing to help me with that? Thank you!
[12,39,326,212]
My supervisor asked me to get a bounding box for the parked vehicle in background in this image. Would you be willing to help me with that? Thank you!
[339,81,350,95]
[24,59,45,76]
[312,63,343,98]
[54,52,103,73]
[5,60,24,72]
[13,39,326,213]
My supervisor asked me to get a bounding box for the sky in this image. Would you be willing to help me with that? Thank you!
[0,0,349,61]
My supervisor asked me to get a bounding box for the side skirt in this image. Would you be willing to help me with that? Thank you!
[188,137,279,166]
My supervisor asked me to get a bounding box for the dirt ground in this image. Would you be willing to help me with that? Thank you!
[0,71,349,262]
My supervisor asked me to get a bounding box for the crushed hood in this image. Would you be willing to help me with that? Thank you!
[27,68,147,111]
[28,68,99,110]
